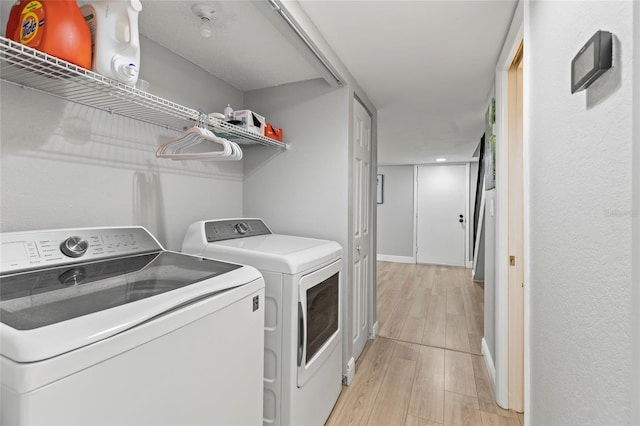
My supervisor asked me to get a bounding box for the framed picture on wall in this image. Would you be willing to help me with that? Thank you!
[377,174,383,204]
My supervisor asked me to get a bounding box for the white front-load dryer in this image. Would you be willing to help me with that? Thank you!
[183,218,343,426]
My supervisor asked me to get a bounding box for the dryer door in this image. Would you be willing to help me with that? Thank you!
[297,258,341,387]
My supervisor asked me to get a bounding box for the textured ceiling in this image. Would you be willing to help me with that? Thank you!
[297,0,518,164]
[138,1,323,91]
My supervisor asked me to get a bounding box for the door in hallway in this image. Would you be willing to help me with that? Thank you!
[507,41,524,413]
[417,164,467,266]
[351,99,372,362]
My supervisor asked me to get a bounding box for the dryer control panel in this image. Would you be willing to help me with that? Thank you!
[205,219,272,242]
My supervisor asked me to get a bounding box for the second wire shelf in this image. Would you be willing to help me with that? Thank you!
[0,36,288,149]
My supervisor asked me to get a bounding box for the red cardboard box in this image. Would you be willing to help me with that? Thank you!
[265,123,283,142]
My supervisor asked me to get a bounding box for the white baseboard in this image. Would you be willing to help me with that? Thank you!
[472,269,484,283]
[376,254,415,263]
[343,357,356,385]
[369,321,379,339]
[482,337,496,387]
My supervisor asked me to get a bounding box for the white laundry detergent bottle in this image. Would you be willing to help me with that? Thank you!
[81,0,142,85]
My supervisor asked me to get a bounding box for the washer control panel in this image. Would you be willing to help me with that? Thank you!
[0,227,162,274]
[60,236,90,258]
[205,219,272,242]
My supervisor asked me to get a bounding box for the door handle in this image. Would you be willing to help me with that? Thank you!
[297,301,305,367]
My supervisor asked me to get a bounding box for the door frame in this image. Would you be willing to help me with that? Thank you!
[493,0,527,416]
[634,2,640,423]
[507,42,524,412]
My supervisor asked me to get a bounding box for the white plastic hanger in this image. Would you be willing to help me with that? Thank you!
[155,113,242,160]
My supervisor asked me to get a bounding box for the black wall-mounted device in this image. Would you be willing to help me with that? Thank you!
[571,30,613,94]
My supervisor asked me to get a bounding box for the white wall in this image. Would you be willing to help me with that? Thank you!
[376,165,414,260]
[242,79,349,245]
[0,36,245,250]
[527,1,635,424]
[632,1,640,422]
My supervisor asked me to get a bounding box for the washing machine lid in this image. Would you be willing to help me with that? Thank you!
[0,227,261,363]
[183,219,343,274]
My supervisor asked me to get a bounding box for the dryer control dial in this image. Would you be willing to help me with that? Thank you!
[60,236,89,258]
[235,222,249,235]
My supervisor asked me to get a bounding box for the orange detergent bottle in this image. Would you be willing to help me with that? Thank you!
[6,0,92,69]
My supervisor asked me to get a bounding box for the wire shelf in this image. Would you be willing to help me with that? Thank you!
[0,36,288,149]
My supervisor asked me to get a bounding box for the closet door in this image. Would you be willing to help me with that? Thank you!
[351,99,372,362]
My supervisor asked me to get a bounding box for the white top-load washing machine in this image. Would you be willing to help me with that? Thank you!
[182,218,343,426]
[0,226,265,426]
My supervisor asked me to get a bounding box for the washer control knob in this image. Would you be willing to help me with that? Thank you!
[60,236,89,258]
[235,222,249,235]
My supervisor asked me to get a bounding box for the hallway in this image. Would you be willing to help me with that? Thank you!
[326,262,523,425]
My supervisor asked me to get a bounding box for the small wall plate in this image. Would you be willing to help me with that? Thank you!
[571,30,612,94]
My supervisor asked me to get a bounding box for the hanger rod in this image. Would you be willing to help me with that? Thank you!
[266,0,343,87]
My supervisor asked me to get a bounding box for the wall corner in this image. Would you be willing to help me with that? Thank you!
[632,0,640,422]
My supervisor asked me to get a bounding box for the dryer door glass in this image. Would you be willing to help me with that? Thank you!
[305,272,339,363]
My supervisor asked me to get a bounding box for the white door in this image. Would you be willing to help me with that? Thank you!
[416,164,467,266]
[352,99,372,361]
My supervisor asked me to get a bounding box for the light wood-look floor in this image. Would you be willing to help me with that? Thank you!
[326,262,523,426]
